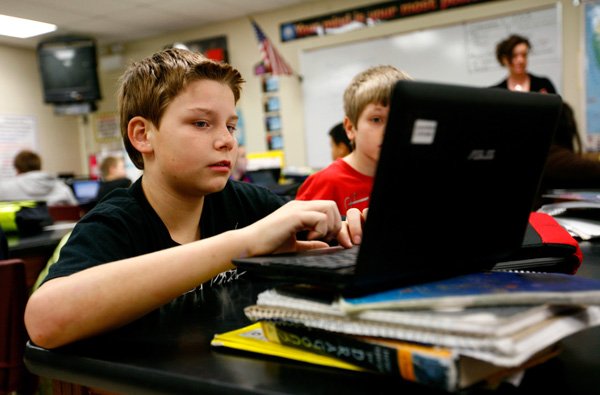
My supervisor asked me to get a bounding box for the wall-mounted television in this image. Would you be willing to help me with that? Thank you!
[36,36,102,107]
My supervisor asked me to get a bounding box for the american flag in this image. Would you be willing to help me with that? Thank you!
[251,19,294,76]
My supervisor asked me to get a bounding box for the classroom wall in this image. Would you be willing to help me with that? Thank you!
[0,0,586,175]
[0,45,84,175]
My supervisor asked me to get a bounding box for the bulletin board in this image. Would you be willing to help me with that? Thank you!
[300,5,561,169]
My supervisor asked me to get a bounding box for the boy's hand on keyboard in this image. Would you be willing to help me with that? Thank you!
[244,200,340,256]
[338,208,367,247]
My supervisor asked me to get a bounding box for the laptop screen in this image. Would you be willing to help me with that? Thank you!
[72,179,100,203]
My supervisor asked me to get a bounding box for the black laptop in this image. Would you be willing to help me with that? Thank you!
[233,80,563,296]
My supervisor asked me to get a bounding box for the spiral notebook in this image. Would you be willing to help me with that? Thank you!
[233,80,563,296]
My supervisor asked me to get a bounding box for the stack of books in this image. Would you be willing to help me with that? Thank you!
[211,271,600,392]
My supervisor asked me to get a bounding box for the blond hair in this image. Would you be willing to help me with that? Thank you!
[343,65,411,127]
[99,156,120,179]
[117,48,245,169]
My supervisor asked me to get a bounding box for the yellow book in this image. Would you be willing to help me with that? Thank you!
[210,322,365,372]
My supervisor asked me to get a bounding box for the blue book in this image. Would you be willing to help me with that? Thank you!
[340,271,600,313]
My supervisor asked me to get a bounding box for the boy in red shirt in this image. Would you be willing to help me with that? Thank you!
[296,65,411,215]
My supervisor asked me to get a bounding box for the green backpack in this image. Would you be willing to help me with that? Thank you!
[0,200,53,236]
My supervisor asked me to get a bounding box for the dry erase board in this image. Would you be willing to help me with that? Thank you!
[300,5,561,169]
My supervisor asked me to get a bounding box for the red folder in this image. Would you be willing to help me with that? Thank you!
[494,212,582,274]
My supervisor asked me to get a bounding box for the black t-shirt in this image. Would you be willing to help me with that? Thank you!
[44,177,285,285]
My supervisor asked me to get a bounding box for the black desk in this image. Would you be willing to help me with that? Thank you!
[24,242,600,395]
[7,225,72,255]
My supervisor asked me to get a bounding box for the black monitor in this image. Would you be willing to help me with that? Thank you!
[36,36,102,108]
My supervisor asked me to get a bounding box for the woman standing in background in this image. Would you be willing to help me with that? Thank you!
[492,34,557,94]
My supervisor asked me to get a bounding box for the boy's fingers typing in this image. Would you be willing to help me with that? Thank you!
[344,208,365,245]
[247,200,343,256]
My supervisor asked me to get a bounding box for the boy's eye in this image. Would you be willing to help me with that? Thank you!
[227,124,238,134]
[194,120,210,128]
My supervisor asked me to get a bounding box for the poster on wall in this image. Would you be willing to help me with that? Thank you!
[184,36,228,63]
[0,115,37,178]
[585,3,600,150]
[94,112,120,143]
[280,0,495,42]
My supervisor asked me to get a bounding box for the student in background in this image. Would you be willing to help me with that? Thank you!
[296,65,411,215]
[230,145,251,182]
[328,122,352,161]
[538,101,600,199]
[25,48,366,349]
[491,34,556,94]
[96,155,132,202]
[0,150,78,206]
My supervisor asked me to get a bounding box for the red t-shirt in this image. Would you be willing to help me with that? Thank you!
[296,159,373,215]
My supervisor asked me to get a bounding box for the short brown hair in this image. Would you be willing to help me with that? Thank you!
[343,65,411,127]
[117,48,245,169]
[496,34,531,66]
[14,150,41,173]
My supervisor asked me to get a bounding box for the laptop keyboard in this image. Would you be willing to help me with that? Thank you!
[270,246,358,269]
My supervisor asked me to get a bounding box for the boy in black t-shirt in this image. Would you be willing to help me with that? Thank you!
[25,48,366,349]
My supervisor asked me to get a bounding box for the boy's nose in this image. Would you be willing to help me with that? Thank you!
[216,126,236,147]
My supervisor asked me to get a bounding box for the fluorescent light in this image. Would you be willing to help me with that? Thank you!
[0,14,56,38]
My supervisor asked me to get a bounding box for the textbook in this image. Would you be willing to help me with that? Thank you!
[210,322,365,372]
[211,322,559,392]
[339,271,600,312]
[259,320,561,392]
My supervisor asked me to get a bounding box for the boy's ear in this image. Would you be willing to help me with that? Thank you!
[128,116,153,153]
[343,116,355,141]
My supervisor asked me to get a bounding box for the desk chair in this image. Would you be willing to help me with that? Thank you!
[0,259,37,395]
[0,227,7,260]
[47,205,82,222]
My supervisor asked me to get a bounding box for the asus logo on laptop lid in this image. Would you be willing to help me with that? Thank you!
[468,149,495,160]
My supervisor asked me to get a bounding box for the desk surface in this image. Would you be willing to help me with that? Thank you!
[8,223,73,254]
[25,242,600,395]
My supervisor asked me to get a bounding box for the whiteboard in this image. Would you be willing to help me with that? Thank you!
[300,5,561,169]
